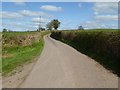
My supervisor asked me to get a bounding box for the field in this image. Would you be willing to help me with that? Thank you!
[2,31,50,75]
[50,29,120,77]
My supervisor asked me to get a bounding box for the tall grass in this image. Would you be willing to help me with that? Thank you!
[2,31,50,75]
[2,32,41,47]
[50,30,120,77]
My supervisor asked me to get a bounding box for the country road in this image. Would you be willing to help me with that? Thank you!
[20,35,118,88]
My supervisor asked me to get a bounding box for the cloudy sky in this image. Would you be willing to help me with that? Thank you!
[1,1,118,31]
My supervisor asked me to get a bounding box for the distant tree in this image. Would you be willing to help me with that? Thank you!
[41,28,45,31]
[3,28,7,32]
[46,22,52,30]
[78,26,84,30]
[51,19,60,30]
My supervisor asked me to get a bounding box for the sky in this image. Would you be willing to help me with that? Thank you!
[0,1,118,31]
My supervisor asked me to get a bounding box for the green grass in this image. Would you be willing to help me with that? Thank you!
[50,29,120,77]
[2,31,50,76]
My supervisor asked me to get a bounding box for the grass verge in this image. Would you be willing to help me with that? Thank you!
[2,31,49,76]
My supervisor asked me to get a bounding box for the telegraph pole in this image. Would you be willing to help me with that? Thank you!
[38,16,42,31]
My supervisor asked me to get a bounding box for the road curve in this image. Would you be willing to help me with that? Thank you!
[20,35,118,88]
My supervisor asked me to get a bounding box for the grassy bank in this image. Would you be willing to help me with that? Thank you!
[50,30,120,77]
[2,31,49,75]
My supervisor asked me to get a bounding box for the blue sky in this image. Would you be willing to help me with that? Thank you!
[1,2,118,31]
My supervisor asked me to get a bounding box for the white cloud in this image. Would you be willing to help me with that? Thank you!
[59,20,76,30]
[1,10,53,31]
[19,10,53,17]
[12,22,23,27]
[82,2,118,29]
[11,0,26,5]
[20,10,44,17]
[32,22,46,26]
[1,10,53,19]
[92,2,118,22]
[0,11,23,19]
[14,2,26,5]
[81,21,99,29]
[93,2,118,14]
[40,5,62,11]
[2,22,37,31]
[81,21,117,29]
[11,0,25,2]
[95,15,118,21]
[32,17,50,23]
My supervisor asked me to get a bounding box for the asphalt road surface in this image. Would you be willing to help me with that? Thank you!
[20,35,118,88]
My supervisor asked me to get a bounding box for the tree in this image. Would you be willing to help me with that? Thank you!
[78,26,84,30]
[46,19,61,30]
[46,22,52,30]
[3,28,7,32]
[41,28,45,31]
[51,19,60,30]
